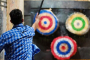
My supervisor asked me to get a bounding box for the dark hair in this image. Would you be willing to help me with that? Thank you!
[9,9,23,25]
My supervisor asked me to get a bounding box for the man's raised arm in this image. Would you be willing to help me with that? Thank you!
[32,14,40,31]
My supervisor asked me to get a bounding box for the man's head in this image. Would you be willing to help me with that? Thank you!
[9,9,23,25]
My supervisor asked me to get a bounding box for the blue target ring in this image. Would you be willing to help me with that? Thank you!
[56,40,71,55]
[33,10,58,35]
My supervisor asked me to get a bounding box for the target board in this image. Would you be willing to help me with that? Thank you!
[33,10,58,35]
[51,36,77,60]
[66,12,89,35]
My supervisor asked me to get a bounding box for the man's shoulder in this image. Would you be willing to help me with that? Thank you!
[25,25,34,31]
[2,28,17,37]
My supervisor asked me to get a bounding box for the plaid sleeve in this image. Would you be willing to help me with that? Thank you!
[32,44,40,56]
[0,35,6,52]
[30,27,35,36]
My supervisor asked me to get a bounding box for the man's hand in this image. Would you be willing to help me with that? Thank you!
[32,13,40,31]
[35,13,40,23]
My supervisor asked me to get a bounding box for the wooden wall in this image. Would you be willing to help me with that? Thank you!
[24,0,90,60]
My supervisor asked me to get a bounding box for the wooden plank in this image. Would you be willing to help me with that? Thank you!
[7,0,24,31]
[24,1,90,9]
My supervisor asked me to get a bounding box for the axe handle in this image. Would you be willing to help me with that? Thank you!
[38,0,44,14]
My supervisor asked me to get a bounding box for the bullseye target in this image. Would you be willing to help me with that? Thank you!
[51,36,77,60]
[66,12,89,35]
[33,10,58,35]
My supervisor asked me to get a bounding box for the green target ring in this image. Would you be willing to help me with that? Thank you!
[66,12,89,35]
[71,17,85,31]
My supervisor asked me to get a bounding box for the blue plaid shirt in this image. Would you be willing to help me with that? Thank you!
[0,23,40,60]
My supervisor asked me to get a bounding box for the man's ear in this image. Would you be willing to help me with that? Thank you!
[22,19,24,24]
[10,20,12,23]
[22,19,24,22]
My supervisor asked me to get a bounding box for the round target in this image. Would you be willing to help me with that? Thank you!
[33,9,58,35]
[66,12,89,35]
[51,36,77,60]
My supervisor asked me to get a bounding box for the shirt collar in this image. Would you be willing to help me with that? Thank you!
[13,23,24,28]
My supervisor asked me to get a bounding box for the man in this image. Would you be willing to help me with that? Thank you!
[0,9,40,60]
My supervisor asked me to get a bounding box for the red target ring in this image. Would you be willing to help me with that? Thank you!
[39,16,53,30]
